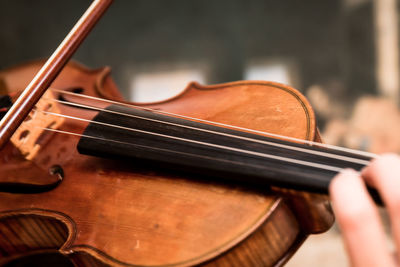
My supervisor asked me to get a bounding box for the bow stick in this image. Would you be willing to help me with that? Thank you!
[0,0,113,149]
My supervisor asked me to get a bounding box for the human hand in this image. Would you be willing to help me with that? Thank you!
[329,154,400,267]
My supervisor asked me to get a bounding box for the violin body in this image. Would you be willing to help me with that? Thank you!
[0,61,333,266]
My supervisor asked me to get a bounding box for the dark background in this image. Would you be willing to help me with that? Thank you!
[0,0,375,103]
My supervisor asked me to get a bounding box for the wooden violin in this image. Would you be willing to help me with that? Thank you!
[0,59,339,266]
[0,0,380,266]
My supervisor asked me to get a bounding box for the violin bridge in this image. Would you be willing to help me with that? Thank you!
[10,91,64,161]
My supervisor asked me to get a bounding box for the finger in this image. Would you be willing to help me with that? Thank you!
[362,153,400,263]
[329,169,395,267]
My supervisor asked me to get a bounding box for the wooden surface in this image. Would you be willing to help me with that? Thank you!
[0,61,334,266]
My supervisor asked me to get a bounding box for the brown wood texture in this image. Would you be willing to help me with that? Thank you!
[0,61,334,266]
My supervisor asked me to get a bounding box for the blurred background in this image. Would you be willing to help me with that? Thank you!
[0,0,399,265]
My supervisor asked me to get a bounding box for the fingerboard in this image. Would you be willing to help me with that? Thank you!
[77,105,370,194]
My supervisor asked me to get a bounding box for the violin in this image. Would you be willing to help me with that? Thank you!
[0,59,338,266]
[0,0,380,266]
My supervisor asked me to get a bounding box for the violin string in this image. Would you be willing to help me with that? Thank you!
[35,112,345,173]
[34,124,343,180]
[38,109,363,172]
[42,96,370,166]
[49,88,377,159]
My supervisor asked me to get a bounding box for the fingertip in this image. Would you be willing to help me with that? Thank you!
[334,168,359,180]
[330,169,379,233]
[329,169,359,196]
[329,169,363,211]
[380,152,400,160]
[361,153,400,186]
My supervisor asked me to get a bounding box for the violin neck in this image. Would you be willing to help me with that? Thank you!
[77,105,369,194]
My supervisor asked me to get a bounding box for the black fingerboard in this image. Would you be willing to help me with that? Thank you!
[77,105,373,195]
